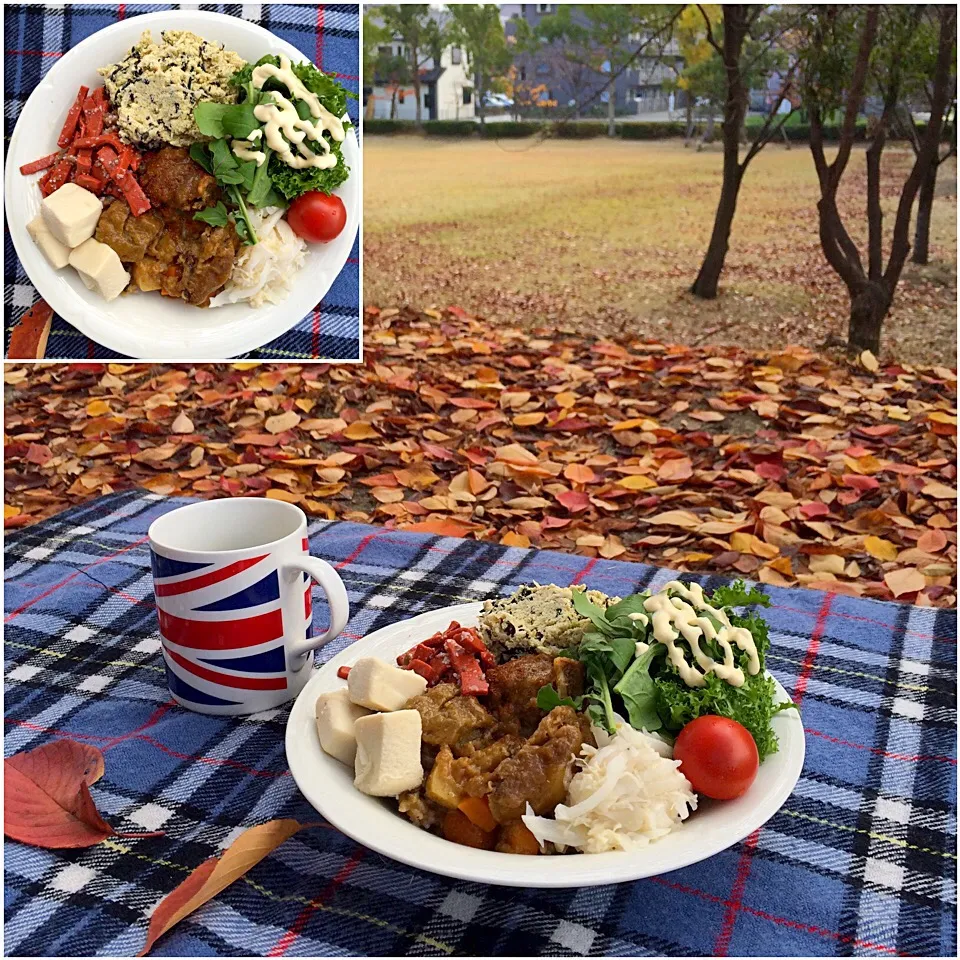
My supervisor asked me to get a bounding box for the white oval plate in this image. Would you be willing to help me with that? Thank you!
[5,10,359,360]
[286,602,805,887]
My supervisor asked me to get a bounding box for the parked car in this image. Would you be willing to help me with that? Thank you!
[482,93,514,109]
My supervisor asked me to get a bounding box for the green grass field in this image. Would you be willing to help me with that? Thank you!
[363,138,957,363]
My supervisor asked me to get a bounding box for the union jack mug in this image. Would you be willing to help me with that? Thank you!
[147,497,350,715]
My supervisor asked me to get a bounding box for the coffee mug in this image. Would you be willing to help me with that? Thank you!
[147,498,349,716]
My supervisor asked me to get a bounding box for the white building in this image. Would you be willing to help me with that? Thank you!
[370,40,476,121]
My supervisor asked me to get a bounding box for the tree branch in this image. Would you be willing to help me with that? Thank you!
[696,4,723,56]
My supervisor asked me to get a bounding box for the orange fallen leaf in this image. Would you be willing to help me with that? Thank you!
[138,819,303,956]
[85,399,112,417]
[513,412,545,426]
[405,518,479,537]
[563,464,595,485]
[342,420,380,440]
[916,529,948,553]
[500,531,531,547]
[4,740,112,849]
[657,458,693,483]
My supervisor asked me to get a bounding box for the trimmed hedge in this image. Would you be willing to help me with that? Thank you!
[423,120,479,137]
[363,118,416,135]
[480,120,543,138]
[362,117,939,143]
[619,121,687,139]
[551,121,609,139]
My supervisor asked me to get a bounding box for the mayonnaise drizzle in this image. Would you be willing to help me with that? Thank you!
[239,54,345,171]
[641,581,760,688]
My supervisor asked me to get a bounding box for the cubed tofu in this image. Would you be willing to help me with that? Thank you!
[354,710,423,797]
[27,214,70,269]
[41,183,103,248]
[68,238,130,302]
[347,657,427,711]
[315,688,370,766]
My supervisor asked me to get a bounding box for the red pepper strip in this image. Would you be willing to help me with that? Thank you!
[41,159,73,196]
[426,653,450,679]
[443,639,489,696]
[76,148,92,176]
[336,665,351,680]
[405,658,440,685]
[20,151,62,176]
[72,133,124,150]
[58,85,89,147]
[128,151,141,171]
[119,176,150,215]
[453,626,496,667]
[83,97,104,137]
[74,173,104,192]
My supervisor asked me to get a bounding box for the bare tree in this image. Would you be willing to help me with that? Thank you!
[689,5,798,299]
[805,4,956,354]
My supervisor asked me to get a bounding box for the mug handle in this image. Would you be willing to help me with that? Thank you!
[282,557,350,660]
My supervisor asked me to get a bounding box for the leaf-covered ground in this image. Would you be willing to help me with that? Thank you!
[5,308,957,607]
[364,139,957,366]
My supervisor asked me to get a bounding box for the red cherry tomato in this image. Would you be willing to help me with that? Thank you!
[673,715,759,800]
[287,191,346,243]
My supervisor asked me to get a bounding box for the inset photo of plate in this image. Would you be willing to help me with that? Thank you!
[4,4,360,361]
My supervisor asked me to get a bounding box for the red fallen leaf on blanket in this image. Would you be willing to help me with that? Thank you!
[4,740,113,848]
[840,474,881,492]
[138,819,304,957]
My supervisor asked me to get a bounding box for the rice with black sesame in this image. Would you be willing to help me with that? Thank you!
[98,30,246,148]
[477,584,619,660]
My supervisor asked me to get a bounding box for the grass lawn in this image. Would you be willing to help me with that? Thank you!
[363,137,957,364]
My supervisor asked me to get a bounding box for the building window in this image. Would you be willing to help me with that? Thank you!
[536,62,549,76]
[463,87,472,105]
[536,3,551,13]
[451,46,462,65]
[520,66,526,81]
[378,45,391,57]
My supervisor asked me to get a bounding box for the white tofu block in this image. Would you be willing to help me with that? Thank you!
[315,688,370,766]
[68,239,130,302]
[354,710,423,797]
[27,214,70,269]
[41,183,103,248]
[347,657,427,711]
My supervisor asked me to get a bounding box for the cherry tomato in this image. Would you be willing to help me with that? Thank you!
[673,715,759,800]
[287,191,346,243]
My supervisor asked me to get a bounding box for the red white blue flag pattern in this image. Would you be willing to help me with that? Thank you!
[150,549,309,708]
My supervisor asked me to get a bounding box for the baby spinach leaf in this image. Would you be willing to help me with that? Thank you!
[604,594,650,622]
[536,684,581,712]
[192,202,230,228]
[572,590,618,637]
[614,644,663,732]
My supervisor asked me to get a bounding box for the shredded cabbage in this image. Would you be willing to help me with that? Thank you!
[522,720,696,853]
[209,206,306,308]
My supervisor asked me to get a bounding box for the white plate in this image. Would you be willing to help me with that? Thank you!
[286,602,805,887]
[5,10,360,360]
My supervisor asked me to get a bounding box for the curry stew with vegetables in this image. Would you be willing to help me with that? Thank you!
[19,30,352,309]
[316,581,796,856]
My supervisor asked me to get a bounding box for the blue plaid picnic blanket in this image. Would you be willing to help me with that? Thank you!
[3,4,360,361]
[4,491,957,958]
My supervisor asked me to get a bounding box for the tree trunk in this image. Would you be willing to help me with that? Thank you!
[412,43,422,126]
[911,161,937,264]
[847,281,891,355]
[691,5,749,299]
[691,169,743,298]
[607,84,616,137]
[684,100,694,146]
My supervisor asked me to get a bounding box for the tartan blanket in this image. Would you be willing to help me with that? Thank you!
[3,3,360,361]
[4,491,957,958]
